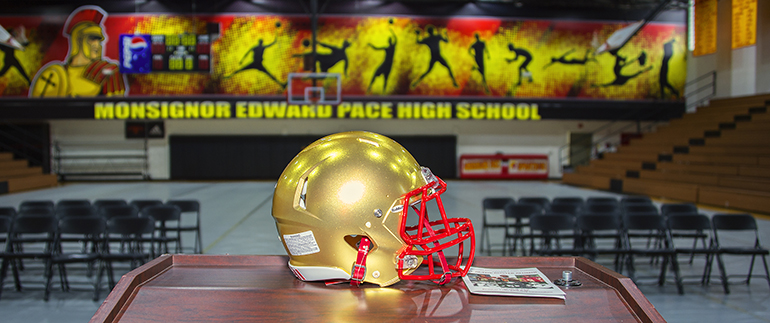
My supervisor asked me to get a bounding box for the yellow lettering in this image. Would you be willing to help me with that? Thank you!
[129,102,145,119]
[264,102,286,118]
[502,103,515,120]
[486,103,500,120]
[115,102,130,119]
[397,102,413,119]
[94,102,114,119]
[301,105,316,118]
[381,102,393,119]
[160,102,169,119]
[318,105,332,118]
[351,102,365,118]
[437,102,451,119]
[146,101,160,119]
[236,101,247,118]
[456,102,470,119]
[365,102,379,118]
[200,101,215,119]
[170,101,184,118]
[249,102,262,118]
[216,101,231,118]
[516,103,530,120]
[185,101,199,118]
[471,102,485,120]
[422,102,435,119]
[287,104,301,118]
[531,104,541,120]
[338,102,351,118]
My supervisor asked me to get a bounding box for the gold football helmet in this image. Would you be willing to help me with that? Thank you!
[272,131,475,287]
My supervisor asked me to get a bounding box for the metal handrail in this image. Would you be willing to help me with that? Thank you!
[0,122,47,169]
[684,71,716,112]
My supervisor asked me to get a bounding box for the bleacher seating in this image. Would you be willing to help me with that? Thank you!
[563,93,770,214]
[0,152,58,194]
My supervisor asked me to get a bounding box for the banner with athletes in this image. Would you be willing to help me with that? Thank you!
[0,5,685,118]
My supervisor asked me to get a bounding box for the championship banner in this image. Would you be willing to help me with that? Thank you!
[459,154,548,179]
[0,5,686,119]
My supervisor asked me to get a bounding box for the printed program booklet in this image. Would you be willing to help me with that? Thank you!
[461,266,566,299]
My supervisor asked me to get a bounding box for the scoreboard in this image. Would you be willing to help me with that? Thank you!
[120,33,211,73]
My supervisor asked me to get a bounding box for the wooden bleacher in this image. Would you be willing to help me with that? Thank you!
[563,93,770,214]
[0,151,58,194]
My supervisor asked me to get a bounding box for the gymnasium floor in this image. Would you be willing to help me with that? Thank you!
[0,180,768,322]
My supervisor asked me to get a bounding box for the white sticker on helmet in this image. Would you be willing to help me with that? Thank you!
[283,230,321,256]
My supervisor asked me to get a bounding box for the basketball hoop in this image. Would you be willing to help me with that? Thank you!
[287,72,342,105]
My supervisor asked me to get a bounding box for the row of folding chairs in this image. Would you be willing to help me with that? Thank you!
[518,211,769,295]
[0,214,157,301]
[480,195,657,255]
[0,198,202,254]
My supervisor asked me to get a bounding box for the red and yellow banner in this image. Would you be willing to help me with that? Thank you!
[0,6,686,101]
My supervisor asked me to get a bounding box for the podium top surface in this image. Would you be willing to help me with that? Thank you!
[91,255,665,323]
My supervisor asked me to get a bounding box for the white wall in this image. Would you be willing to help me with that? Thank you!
[49,118,640,180]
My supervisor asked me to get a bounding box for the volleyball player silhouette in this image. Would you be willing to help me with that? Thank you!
[367,29,397,93]
[411,26,458,88]
[228,38,286,88]
[468,33,490,93]
[506,43,533,86]
[659,39,679,99]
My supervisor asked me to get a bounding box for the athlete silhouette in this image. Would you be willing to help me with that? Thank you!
[468,33,490,93]
[595,49,651,87]
[542,49,594,70]
[411,26,458,88]
[317,40,351,76]
[0,28,31,84]
[506,43,533,86]
[228,38,285,88]
[659,39,679,99]
[367,29,397,93]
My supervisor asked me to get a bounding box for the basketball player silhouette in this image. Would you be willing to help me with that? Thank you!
[595,49,651,87]
[228,38,286,88]
[506,43,533,86]
[367,29,397,93]
[411,26,458,88]
[0,27,31,84]
[659,39,679,99]
[468,33,490,93]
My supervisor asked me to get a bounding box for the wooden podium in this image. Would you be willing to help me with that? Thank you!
[90,255,665,322]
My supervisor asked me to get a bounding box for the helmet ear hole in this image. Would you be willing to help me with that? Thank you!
[344,235,376,252]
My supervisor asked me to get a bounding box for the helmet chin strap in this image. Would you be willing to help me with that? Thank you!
[350,236,371,286]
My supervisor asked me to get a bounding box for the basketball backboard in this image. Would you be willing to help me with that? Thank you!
[287,72,341,105]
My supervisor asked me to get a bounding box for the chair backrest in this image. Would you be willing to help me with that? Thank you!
[549,203,582,216]
[0,215,12,233]
[58,216,107,235]
[577,213,622,232]
[17,206,55,218]
[107,216,156,235]
[517,197,550,212]
[660,203,698,217]
[12,214,58,234]
[0,207,17,219]
[620,196,652,206]
[56,205,98,218]
[19,200,55,212]
[711,213,757,231]
[100,205,140,220]
[130,199,164,212]
[667,213,711,231]
[93,199,129,209]
[623,213,666,231]
[141,205,181,222]
[584,203,619,216]
[551,197,585,206]
[504,203,542,221]
[586,197,619,206]
[482,197,514,211]
[55,199,92,210]
[622,203,659,216]
[166,200,200,213]
[530,213,576,232]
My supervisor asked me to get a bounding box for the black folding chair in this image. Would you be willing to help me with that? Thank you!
[517,197,550,212]
[141,205,182,254]
[660,203,698,217]
[55,199,92,211]
[18,200,55,213]
[129,199,164,213]
[99,216,156,289]
[166,200,203,254]
[99,205,139,220]
[528,213,579,256]
[666,213,716,285]
[711,213,770,294]
[0,215,58,300]
[586,196,619,206]
[480,197,514,255]
[49,216,106,301]
[502,202,541,256]
[622,213,683,294]
[576,213,625,271]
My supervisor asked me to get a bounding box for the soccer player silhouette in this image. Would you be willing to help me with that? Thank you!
[659,39,679,99]
[228,38,286,88]
[468,33,490,93]
[506,43,533,86]
[0,28,30,84]
[595,49,651,87]
[367,29,397,94]
[411,26,458,88]
[542,49,594,70]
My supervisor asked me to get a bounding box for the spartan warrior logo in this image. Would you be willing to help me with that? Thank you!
[29,5,127,97]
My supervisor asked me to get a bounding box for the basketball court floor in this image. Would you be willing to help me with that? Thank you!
[0,180,768,322]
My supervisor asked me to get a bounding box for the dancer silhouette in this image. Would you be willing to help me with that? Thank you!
[542,49,594,70]
[595,49,651,87]
[0,28,31,84]
[468,33,490,93]
[228,38,285,88]
[506,43,533,86]
[368,29,397,93]
[659,39,679,99]
[411,26,458,88]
